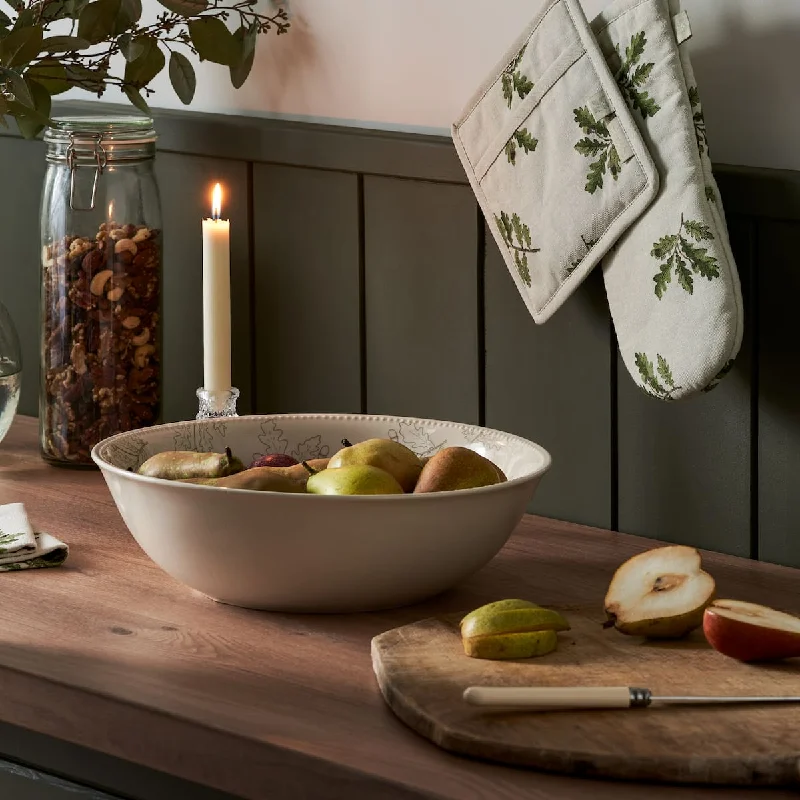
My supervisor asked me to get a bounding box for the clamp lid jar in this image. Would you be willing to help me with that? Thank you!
[40,115,163,467]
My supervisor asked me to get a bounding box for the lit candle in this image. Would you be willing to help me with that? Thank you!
[202,183,231,393]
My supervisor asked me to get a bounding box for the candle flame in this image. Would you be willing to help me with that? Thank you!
[211,183,223,220]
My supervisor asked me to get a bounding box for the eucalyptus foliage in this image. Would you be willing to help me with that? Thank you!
[0,0,289,136]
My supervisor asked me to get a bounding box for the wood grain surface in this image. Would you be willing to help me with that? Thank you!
[372,609,800,786]
[0,417,798,800]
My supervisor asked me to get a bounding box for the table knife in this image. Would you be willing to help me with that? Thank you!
[463,686,800,710]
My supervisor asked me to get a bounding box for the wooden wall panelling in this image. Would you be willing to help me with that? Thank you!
[758,219,800,568]
[157,153,251,422]
[484,237,613,528]
[0,139,45,417]
[363,177,480,423]
[252,165,361,413]
[615,215,755,557]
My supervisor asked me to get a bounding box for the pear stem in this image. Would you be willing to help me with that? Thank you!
[341,438,353,448]
[301,460,318,475]
[225,446,232,460]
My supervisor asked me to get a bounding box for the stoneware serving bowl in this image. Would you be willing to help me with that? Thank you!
[92,414,551,612]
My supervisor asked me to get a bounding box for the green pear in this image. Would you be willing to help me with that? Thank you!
[413,446,506,493]
[306,464,404,496]
[328,438,422,492]
[138,447,244,480]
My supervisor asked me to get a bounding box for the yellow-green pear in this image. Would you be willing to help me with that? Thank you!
[413,447,506,493]
[463,630,558,660]
[328,438,423,492]
[306,464,404,496]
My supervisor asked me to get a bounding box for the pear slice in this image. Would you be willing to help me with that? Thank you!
[603,545,716,639]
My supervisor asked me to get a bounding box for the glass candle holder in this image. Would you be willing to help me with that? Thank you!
[196,387,239,419]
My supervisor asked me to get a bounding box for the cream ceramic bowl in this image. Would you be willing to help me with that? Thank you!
[92,414,551,612]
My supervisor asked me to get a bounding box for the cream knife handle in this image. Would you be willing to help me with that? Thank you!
[463,686,644,709]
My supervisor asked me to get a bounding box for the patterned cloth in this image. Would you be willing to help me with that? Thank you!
[0,503,68,572]
[451,0,742,400]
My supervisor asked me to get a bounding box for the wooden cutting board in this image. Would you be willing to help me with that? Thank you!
[371,606,800,787]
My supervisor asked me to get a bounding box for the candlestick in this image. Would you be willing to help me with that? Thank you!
[202,183,231,398]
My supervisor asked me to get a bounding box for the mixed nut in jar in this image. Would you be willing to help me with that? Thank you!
[40,117,162,467]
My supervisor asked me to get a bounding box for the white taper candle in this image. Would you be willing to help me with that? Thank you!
[202,183,231,393]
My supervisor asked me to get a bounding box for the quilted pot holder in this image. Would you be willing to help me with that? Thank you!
[592,0,743,399]
[452,0,659,323]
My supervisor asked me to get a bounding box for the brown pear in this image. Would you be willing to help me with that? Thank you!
[413,447,506,493]
[182,458,329,492]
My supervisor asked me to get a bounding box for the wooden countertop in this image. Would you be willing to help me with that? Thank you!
[0,416,796,800]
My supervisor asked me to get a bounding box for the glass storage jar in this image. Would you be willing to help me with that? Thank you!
[40,116,162,467]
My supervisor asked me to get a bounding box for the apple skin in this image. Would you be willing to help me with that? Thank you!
[703,606,800,662]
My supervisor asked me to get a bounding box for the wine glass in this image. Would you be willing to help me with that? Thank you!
[0,301,22,445]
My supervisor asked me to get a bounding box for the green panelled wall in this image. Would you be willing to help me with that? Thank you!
[1,103,799,566]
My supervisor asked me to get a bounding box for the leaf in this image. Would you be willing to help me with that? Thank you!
[651,234,678,260]
[512,71,533,100]
[574,106,609,137]
[229,24,256,89]
[26,58,70,94]
[653,261,671,299]
[688,85,701,108]
[675,255,694,294]
[39,35,89,52]
[78,0,117,44]
[12,77,50,138]
[124,36,165,87]
[65,0,90,17]
[630,88,660,118]
[504,139,516,165]
[123,84,150,114]
[514,128,537,154]
[625,31,646,66]
[683,220,713,241]
[168,50,195,103]
[631,62,654,86]
[64,63,106,92]
[679,236,719,279]
[501,73,513,108]
[495,212,512,247]
[657,355,675,389]
[705,185,716,203]
[585,150,607,194]
[118,32,145,61]
[608,144,621,180]
[189,17,238,66]
[515,251,531,287]
[634,352,664,395]
[156,0,208,16]
[511,213,531,249]
[574,136,605,157]
[0,25,43,67]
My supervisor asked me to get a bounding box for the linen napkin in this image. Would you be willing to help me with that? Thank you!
[0,503,68,572]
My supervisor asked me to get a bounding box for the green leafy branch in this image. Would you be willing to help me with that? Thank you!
[495,210,538,288]
[574,106,621,194]
[0,0,290,137]
[614,31,660,119]
[504,126,537,165]
[651,214,719,299]
[501,43,533,108]
[635,352,681,401]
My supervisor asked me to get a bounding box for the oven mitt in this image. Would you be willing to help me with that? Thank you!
[592,0,743,399]
[452,0,659,323]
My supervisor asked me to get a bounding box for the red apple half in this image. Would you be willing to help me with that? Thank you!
[703,599,800,661]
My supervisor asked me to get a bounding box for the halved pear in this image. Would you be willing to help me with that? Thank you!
[603,545,716,638]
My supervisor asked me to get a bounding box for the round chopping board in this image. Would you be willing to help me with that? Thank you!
[371,607,800,786]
